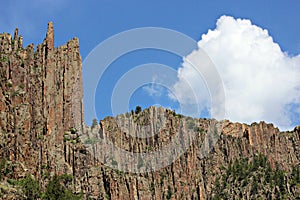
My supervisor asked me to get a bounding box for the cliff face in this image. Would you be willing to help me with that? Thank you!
[83,108,299,199]
[0,24,299,200]
[0,22,85,184]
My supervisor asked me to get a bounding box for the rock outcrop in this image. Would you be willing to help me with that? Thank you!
[0,24,299,199]
[82,108,299,199]
[0,22,85,187]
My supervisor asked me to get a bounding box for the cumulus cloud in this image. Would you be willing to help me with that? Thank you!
[171,15,300,130]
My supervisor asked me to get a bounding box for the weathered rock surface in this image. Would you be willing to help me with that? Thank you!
[0,24,299,199]
[83,109,299,199]
[0,22,86,192]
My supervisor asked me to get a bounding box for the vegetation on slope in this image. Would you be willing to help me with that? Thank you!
[0,163,82,200]
[212,153,300,199]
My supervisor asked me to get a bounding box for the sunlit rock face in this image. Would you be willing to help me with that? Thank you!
[0,24,299,199]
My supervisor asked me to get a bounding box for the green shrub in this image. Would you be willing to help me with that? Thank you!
[212,153,294,199]
[8,175,41,200]
[19,83,25,89]
[166,185,173,200]
[68,128,77,134]
[42,174,82,200]
[21,175,41,200]
[135,106,142,114]
[91,118,98,129]
[84,137,97,145]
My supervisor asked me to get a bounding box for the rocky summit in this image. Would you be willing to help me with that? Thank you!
[0,24,299,199]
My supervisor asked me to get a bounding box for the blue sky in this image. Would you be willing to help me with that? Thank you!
[1,0,300,129]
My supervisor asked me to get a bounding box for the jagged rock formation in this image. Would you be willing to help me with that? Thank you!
[0,24,299,199]
[83,108,299,199]
[0,22,87,193]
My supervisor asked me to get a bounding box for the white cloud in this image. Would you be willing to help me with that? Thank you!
[143,84,164,97]
[171,15,300,130]
[142,76,165,97]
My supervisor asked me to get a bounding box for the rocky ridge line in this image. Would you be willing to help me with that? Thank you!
[0,24,299,199]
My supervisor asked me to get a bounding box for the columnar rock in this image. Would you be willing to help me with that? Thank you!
[84,110,299,199]
[0,23,84,182]
[0,24,299,199]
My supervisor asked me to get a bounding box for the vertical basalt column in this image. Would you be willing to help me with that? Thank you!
[45,22,54,51]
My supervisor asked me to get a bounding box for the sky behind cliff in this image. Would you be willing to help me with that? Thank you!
[1,0,300,130]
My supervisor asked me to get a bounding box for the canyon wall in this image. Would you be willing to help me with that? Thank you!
[0,22,87,188]
[0,24,299,199]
